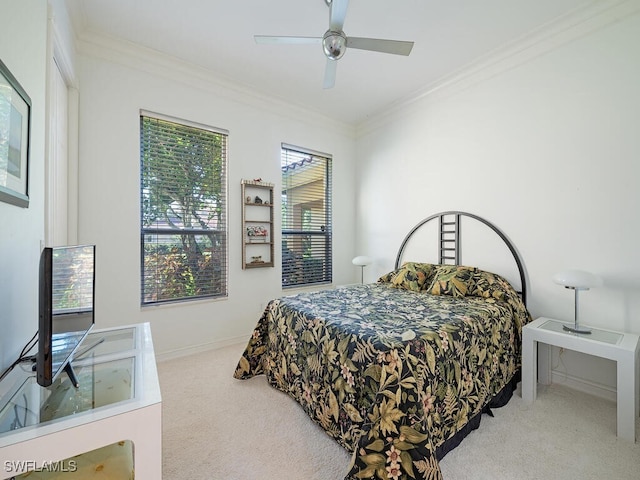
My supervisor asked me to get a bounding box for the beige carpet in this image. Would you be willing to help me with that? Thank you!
[158,343,640,480]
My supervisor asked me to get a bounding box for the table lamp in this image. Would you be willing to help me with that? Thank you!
[553,269,603,334]
[352,256,372,284]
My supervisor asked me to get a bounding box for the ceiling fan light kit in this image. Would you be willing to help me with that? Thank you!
[255,0,414,88]
[323,31,347,60]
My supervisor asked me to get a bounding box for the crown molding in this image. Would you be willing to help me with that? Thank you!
[75,31,356,139]
[357,0,640,136]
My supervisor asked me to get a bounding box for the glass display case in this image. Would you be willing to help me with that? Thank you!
[0,323,162,479]
[0,356,134,434]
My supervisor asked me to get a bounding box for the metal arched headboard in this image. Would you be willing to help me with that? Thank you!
[394,211,528,306]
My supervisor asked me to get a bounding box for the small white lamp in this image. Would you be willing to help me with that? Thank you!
[553,269,603,334]
[352,256,373,284]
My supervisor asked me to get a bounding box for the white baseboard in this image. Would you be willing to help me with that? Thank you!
[550,370,617,403]
[155,334,248,363]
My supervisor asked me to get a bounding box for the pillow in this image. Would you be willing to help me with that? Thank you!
[378,262,436,292]
[377,269,399,284]
[427,265,477,297]
[469,269,532,327]
[469,269,512,301]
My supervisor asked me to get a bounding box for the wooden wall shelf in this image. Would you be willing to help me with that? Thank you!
[241,180,274,269]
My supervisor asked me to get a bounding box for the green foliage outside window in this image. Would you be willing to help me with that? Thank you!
[140,115,227,304]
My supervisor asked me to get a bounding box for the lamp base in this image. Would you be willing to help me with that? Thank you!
[563,324,592,334]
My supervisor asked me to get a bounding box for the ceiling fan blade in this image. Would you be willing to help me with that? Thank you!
[346,37,414,56]
[323,59,337,89]
[329,0,349,32]
[254,35,321,45]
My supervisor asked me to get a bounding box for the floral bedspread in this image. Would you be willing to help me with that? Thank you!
[234,283,531,480]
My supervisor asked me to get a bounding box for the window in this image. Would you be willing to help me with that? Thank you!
[140,113,227,304]
[281,144,332,287]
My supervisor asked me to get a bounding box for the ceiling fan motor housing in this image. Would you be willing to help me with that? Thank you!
[323,30,347,60]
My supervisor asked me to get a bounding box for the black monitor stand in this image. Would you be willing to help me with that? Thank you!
[65,337,106,388]
[63,362,80,388]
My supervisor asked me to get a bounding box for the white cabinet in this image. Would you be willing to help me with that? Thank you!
[0,323,162,478]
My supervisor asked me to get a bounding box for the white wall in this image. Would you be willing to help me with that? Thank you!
[355,9,640,396]
[74,37,357,358]
[0,1,48,372]
[5,1,634,399]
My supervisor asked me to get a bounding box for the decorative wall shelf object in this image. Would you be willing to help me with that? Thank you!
[241,180,274,269]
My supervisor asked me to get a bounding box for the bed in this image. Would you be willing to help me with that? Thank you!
[234,211,532,480]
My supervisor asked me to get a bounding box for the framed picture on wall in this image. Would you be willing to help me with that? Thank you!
[0,58,31,208]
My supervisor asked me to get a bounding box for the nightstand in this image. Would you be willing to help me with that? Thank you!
[522,317,639,442]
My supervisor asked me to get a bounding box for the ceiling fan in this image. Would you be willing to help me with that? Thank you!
[254,0,414,89]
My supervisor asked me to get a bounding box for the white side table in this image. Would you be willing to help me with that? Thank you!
[522,317,639,442]
[0,323,162,478]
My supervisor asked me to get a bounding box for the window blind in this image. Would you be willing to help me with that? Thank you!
[281,144,332,287]
[140,114,228,304]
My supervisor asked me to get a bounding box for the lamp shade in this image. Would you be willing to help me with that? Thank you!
[553,270,603,290]
[352,256,373,267]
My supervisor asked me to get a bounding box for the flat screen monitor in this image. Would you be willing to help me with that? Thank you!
[36,245,95,388]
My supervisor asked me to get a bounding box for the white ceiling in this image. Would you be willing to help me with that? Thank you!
[64,0,595,125]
